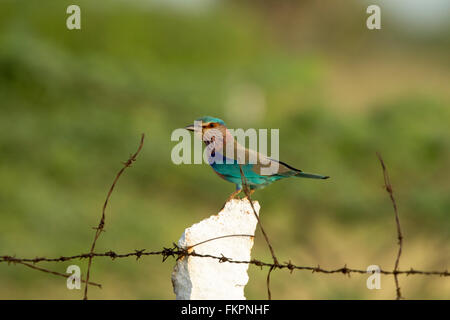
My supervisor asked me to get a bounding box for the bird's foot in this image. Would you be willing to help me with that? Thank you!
[242,189,256,201]
[220,189,243,211]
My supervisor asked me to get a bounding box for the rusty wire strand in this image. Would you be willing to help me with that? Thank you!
[238,164,279,300]
[8,260,102,288]
[83,133,145,300]
[1,247,448,277]
[377,152,404,300]
[187,234,254,250]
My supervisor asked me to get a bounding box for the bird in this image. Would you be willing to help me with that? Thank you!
[185,116,329,203]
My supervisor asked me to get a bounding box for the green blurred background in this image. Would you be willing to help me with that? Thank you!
[0,0,449,299]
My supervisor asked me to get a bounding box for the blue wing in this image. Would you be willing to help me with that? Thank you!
[209,152,284,189]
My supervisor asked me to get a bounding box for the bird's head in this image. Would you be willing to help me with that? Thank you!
[185,116,228,144]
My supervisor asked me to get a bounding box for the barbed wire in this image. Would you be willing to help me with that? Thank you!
[83,133,145,300]
[376,152,404,300]
[8,260,102,288]
[1,134,449,300]
[2,243,449,276]
[238,163,279,299]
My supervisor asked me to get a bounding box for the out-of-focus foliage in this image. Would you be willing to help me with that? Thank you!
[0,0,449,299]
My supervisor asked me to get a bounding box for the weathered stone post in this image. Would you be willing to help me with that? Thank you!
[171,199,260,300]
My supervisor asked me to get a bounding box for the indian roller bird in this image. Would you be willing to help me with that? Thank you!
[185,116,329,202]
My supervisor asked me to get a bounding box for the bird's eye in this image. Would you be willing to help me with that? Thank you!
[208,123,215,128]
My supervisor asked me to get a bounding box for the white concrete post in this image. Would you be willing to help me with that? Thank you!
[171,199,260,300]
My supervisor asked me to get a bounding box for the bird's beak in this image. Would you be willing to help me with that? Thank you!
[184,124,196,132]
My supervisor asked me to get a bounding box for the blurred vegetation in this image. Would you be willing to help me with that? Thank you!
[0,0,449,299]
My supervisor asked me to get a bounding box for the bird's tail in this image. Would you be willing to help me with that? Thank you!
[295,172,330,180]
